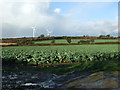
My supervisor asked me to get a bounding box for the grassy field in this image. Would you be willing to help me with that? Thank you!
[34,39,119,44]
[94,39,119,43]
[2,44,118,53]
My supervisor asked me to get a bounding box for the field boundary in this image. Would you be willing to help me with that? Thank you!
[1,42,120,47]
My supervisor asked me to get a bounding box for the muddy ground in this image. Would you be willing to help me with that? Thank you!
[2,69,120,89]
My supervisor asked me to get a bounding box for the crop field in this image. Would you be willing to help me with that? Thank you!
[2,45,119,65]
[2,43,120,89]
[34,39,119,44]
[94,39,119,43]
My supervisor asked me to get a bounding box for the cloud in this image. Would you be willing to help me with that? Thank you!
[1,2,53,37]
[54,8,61,14]
[0,2,118,38]
[1,2,77,37]
[75,20,118,36]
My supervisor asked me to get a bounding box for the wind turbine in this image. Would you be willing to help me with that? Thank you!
[46,29,52,37]
[32,25,36,37]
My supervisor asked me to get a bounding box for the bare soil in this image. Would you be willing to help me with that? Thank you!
[0,43,17,46]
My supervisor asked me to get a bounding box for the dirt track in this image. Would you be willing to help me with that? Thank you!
[2,69,119,89]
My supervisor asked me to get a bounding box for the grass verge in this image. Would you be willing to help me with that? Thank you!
[3,59,120,75]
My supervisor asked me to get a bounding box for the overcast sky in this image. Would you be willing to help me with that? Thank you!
[0,2,118,38]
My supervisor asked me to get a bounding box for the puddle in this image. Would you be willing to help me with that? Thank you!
[22,83,38,86]
[80,81,103,86]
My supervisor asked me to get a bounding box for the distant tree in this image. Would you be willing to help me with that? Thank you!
[63,36,67,39]
[66,38,71,43]
[78,40,81,44]
[38,34,45,38]
[51,39,55,44]
[106,34,110,38]
[22,37,26,38]
[83,35,86,37]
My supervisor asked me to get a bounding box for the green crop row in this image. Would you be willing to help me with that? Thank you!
[2,45,119,65]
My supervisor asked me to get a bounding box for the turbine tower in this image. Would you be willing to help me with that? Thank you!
[46,29,52,37]
[32,25,36,37]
